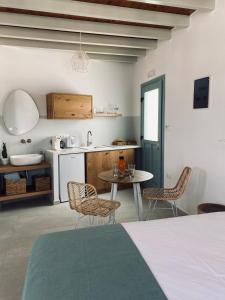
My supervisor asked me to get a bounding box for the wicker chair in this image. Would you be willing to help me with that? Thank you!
[143,167,192,217]
[67,181,121,227]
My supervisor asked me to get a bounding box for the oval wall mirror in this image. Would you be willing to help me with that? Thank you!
[3,90,39,136]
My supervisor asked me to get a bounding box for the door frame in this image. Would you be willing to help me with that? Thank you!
[140,74,165,187]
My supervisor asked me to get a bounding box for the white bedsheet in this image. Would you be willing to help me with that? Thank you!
[123,213,225,300]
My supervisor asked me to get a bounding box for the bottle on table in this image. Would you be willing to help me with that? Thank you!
[118,156,126,175]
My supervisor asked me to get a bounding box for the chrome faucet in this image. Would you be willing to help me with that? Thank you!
[87,130,93,147]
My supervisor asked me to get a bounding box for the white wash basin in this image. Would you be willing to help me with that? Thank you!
[10,154,43,166]
[79,145,109,150]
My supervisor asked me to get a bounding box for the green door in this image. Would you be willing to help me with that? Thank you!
[141,75,165,188]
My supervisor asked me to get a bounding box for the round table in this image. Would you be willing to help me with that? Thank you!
[98,170,153,221]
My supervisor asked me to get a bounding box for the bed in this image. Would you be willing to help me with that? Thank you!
[22,213,225,300]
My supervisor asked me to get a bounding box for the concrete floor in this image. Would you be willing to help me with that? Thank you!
[0,189,185,300]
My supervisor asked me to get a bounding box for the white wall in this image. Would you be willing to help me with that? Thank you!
[0,46,134,155]
[133,1,225,214]
[2,2,224,214]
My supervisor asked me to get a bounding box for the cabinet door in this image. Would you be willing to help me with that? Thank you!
[86,152,99,191]
[86,149,135,194]
[86,151,114,193]
[47,93,93,119]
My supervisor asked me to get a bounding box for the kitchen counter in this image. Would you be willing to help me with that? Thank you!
[47,144,140,155]
[45,145,140,204]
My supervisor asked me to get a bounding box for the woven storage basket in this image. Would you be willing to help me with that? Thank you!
[34,176,51,192]
[112,141,127,145]
[5,178,26,195]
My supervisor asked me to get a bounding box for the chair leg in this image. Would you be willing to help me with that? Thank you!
[113,211,116,224]
[109,211,116,224]
[97,216,103,226]
[170,201,176,216]
[174,201,178,216]
[146,200,158,220]
[74,212,80,229]
[147,200,154,219]
[89,215,95,226]
[146,199,179,218]
[148,200,153,210]
[153,200,158,211]
[100,216,106,225]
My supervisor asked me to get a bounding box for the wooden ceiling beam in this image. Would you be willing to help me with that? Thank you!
[0,12,171,40]
[0,37,146,57]
[0,8,172,30]
[131,0,215,11]
[0,25,158,49]
[77,0,194,15]
[0,0,190,28]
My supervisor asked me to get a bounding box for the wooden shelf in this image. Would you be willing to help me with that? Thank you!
[0,162,52,206]
[0,161,51,174]
[94,113,122,117]
[0,189,52,202]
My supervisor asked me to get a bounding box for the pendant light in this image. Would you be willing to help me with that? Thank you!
[71,32,89,73]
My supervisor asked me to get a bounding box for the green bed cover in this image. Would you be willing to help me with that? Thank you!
[22,224,167,300]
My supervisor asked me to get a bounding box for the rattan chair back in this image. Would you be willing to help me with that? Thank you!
[67,181,120,223]
[67,181,97,211]
[174,167,192,196]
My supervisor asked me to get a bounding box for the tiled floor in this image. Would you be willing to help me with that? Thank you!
[0,189,185,300]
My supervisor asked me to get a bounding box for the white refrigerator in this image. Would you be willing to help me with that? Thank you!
[59,153,85,202]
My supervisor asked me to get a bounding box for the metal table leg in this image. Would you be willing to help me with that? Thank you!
[110,183,118,200]
[110,183,118,223]
[133,183,139,218]
[134,183,144,221]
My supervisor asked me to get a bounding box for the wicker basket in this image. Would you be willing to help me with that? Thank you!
[112,141,127,146]
[112,139,137,146]
[34,176,51,192]
[5,178,26,196]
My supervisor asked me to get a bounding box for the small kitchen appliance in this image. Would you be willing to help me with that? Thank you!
[65,135,80,148]
[52,136,62,150]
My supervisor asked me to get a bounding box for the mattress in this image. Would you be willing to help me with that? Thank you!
[123,212,225,300]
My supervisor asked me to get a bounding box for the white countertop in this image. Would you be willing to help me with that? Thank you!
[46,145,140,155]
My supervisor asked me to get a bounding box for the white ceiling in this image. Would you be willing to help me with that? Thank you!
[0,0,215,63]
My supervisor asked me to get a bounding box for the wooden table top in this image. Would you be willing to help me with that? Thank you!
[98,169,153,184]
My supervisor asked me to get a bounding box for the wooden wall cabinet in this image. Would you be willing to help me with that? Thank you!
[86,149,135,194]
[47,93,93,119]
